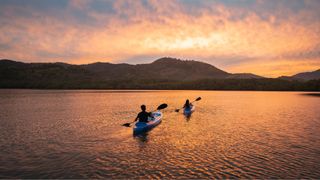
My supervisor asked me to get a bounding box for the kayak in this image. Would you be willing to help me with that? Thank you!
[133,111,162,134]
[183,105,195,116]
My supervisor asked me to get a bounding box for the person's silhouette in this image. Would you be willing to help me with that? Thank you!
[134,105,153,123]
[183,99,192,109]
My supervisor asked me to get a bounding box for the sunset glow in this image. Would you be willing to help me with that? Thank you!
[0,0,319,77]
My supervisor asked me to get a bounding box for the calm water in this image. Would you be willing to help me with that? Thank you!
[0,90,319,179]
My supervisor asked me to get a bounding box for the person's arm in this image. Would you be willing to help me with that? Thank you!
[134,113,140,121]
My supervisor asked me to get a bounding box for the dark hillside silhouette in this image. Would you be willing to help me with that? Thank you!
[0,58,319,90]
[279,69,320,81]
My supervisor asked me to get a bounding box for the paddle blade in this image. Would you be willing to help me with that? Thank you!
[122,123,132,127]
[195,97,201,101]
[157,103,168,110]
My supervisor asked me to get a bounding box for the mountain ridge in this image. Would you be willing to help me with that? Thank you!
[0,57,319,90]
[1,57,319,80]
[279,69,320,81]
[0,57,263,80]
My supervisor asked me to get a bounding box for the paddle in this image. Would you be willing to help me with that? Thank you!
[175,97,201,112]
[122,103,168,127]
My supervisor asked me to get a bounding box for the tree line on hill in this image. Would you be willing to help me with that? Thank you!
[0,58,319,91]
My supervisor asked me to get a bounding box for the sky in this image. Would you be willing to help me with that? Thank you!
[0,0,319,77]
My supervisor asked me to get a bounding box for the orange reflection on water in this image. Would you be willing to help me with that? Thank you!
[0,90,319,178]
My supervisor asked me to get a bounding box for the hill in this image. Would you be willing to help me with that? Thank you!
[279,69,320,81]
[291,69,320,81]
[0,58,319,91]
[0,57,261,82]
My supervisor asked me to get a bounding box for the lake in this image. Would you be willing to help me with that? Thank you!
[0,89,319,178]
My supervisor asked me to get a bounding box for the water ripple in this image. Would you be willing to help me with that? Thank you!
[1,90,320,178]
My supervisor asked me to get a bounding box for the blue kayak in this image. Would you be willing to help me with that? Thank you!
[133,111,162,134]
[183,105,195,116]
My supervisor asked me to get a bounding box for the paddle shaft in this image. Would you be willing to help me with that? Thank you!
[123,103,167,126]
[128,108,160,124]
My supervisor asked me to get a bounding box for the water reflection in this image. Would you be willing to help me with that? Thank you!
[184,114,192,121]
[0,90,319,179]
[134,132,149,143]
[301,93,320,97]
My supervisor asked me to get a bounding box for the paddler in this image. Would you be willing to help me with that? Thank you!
[183,99,192,109]
[134,105,153,123]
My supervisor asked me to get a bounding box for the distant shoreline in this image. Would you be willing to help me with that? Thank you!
[1,58,319,91]
[302,93,320,97]
[0,88,319,93]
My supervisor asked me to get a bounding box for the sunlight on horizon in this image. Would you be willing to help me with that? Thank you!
[0,0,319,77]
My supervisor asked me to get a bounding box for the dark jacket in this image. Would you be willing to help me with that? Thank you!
[136,111,152,122]
[183,103,192,109]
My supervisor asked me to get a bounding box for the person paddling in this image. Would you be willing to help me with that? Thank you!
[134,105,153,123]
[183,99,192,109]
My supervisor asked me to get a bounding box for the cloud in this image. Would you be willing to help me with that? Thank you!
[0,0,319,76]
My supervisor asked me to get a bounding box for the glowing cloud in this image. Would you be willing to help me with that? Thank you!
[0,0,319,77]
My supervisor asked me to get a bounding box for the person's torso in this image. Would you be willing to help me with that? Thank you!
[184,103,190,109]
[138,111,150,122]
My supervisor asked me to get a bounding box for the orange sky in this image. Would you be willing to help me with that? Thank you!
[0,0,319,77]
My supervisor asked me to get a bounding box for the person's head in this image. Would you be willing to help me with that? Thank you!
[141,105,146,111]
[186,99,189,104]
